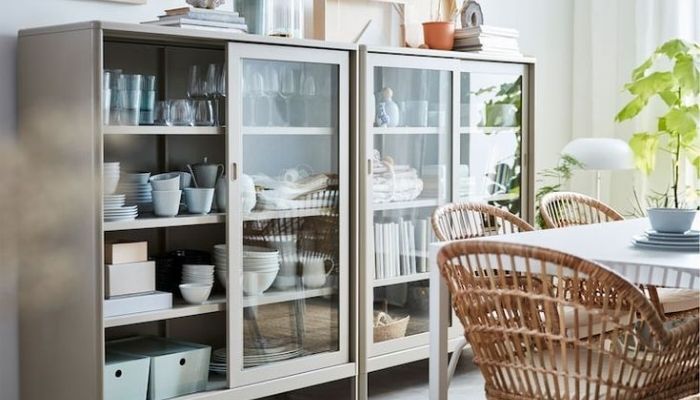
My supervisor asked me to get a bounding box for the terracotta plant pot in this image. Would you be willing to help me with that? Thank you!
[422,21,455,50]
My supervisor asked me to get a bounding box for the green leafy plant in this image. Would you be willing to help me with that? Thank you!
[534,155,583,228]
[615,38,700,209]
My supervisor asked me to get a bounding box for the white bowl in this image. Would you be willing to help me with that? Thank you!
[150,173,181,191]
[243,269,279,295]
[103,175,120,195]
[179,283,213,304]
[648,208,698,233]
[152,190,181,217]
[216,270,228,289]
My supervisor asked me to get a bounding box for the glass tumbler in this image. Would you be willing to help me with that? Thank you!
[154,100,171,126]
[170,99,194,126]
[193,99,214,126]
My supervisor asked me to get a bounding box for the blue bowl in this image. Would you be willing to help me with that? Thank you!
[647,208,697,233]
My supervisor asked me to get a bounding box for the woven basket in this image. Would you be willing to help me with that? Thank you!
[373,312,410,342]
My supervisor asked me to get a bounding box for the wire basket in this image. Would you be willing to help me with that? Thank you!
[373,312,410,342]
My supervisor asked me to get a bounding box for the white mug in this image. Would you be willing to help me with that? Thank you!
[302,255,334,289]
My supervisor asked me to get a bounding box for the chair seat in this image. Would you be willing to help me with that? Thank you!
[657,288,700,314]
[563,308,634,339]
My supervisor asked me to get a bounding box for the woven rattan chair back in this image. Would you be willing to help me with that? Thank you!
[437,240,699,400]
[432,202,534,241]
[540,192,623,229]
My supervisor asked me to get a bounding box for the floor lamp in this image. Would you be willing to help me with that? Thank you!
[561,138,634,199]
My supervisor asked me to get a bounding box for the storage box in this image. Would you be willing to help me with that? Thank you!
[105,261,156,298]
[104,351,150,400]
[105,241,148,264]
[107,336,211,400]
[104,291,172,318]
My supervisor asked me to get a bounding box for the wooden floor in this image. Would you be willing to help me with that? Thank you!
[262,348,485,399]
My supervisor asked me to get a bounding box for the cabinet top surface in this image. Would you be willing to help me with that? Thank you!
[362,45,535,64]
[18,20,357,51]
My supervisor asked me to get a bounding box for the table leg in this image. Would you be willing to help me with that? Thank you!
[429,258,449,400]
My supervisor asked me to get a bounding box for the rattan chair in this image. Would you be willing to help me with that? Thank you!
[431,202,534,382]
[540,191,624,228]
[432,202,535,241]
[438,240,700,400]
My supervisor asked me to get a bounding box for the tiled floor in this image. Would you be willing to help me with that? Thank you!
[263,348,485,399]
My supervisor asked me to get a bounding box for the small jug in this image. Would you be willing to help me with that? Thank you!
[186,156,224,188]
[301,253,334,289]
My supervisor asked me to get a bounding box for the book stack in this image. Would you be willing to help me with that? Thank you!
[453,25,520,55]
[373,218,437,280]
[143,7,248,33]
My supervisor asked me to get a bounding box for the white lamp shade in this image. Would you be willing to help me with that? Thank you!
[561,138,634,171]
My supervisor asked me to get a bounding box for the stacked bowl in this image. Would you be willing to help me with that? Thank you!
[213,244,228,289]
[150,172,182,217]
[119,172,153,212]
[180,264,214,304]
[103,162,120,195]
[242,246,280,295]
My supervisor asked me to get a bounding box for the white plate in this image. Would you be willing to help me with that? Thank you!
[632,239,699,252]
[104,216,137,222]
[646,229,700,239]
[633,235,699,247]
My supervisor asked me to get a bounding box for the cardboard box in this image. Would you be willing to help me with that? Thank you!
[105,241,148,265]
[104,292,172,318]
[105,261,156,298]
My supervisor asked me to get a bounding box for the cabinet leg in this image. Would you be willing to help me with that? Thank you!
[355,372,368,400]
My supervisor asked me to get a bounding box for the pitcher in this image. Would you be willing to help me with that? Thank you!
[186,156,224,188]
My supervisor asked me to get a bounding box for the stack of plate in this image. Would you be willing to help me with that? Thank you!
[213,244,228,289]
[104,162,120,195]
[118,173,153,211]
[633,230,700,252]
[244,342,302,368]
[181,264,215,285]
[156,250,211,295]
[103,194,138,222]
[209,348,227,375]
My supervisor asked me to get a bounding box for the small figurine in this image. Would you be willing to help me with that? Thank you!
[376,103,390,128]
[378,87,400,127]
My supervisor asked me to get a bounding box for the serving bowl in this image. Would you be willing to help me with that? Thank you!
[242,269,279,295]
[179,283,213,304]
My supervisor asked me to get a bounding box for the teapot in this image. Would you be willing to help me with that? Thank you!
[186,157,224,188]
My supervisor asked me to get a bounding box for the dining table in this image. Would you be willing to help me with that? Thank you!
[428,216,700,400]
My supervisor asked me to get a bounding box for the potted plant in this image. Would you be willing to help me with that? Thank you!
[615,38,700,233]
[423,0,459,50]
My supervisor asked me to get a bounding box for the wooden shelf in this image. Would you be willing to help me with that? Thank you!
[104,212,226,231]
[103,125,224,135]
[373,272,430,287]
[459,126,519,135]
[243,287,336,307]
[243,207,337,221]
[104,296,226,328]
[371,127,441,135]
[242,127,335,135]
[373,198,440,211]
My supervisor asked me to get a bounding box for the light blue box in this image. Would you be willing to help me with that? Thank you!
[104,351,150,400]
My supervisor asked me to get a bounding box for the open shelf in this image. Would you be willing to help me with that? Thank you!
[104,296,227,328]
[459,126,519,135]
[243,287,336,307]
[373,198,440,211]
[104,212,226,231]
[243,207,337,221]
[242,127,334,135]
[103,125,224,135]
[371,127,441,135]
[373,272,430,287]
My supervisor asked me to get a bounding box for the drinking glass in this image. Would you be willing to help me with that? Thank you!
[217,65,227,126]
[264,64,284,125]
[170,99,194,126]
[187,65,204,99]
[154,100,171,126]
[280,66,297,126]
[193,99,214,126]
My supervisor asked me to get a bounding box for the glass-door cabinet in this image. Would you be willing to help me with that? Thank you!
[360,48,533,372]
[227,43,350,387]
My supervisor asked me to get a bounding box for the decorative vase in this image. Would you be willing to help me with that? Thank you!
[422,21,455,50]
[378,87,400,127]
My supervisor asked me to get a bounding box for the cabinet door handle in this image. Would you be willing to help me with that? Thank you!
[367,159,372,175]
[231,162,238,181]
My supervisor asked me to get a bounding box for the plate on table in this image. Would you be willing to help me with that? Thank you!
[645,230,700,242]
[632,236,699,252]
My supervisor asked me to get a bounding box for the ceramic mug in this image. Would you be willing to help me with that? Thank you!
[184,187,215,214]
[302,255,334,289]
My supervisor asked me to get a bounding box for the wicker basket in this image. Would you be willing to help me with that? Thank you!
[373,312,410,342]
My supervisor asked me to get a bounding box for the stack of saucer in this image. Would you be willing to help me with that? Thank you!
[633,230,700,252]
[213,244,228,289]
[181,264,215,285]
[103,194,138,222]
[209,348,227,375]
[119,172,153,212]
[104,162,120,195]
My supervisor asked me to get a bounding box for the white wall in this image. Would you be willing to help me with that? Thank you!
[0,2,575,399]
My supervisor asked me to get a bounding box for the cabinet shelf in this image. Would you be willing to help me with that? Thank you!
[104,296,227,328]
[242,127,335,135]
[373,198,440,211]
[373,272,430,287]
[104,212,226,231]
[371,127,441,135]
[459,126,519,135]
[103,125,224,135]
[243,287,336,307]
[243,207,337,221]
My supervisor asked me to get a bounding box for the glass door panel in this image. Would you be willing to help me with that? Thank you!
[459,70,523,215]
[228,43,348,384]
[370,65,452,344]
